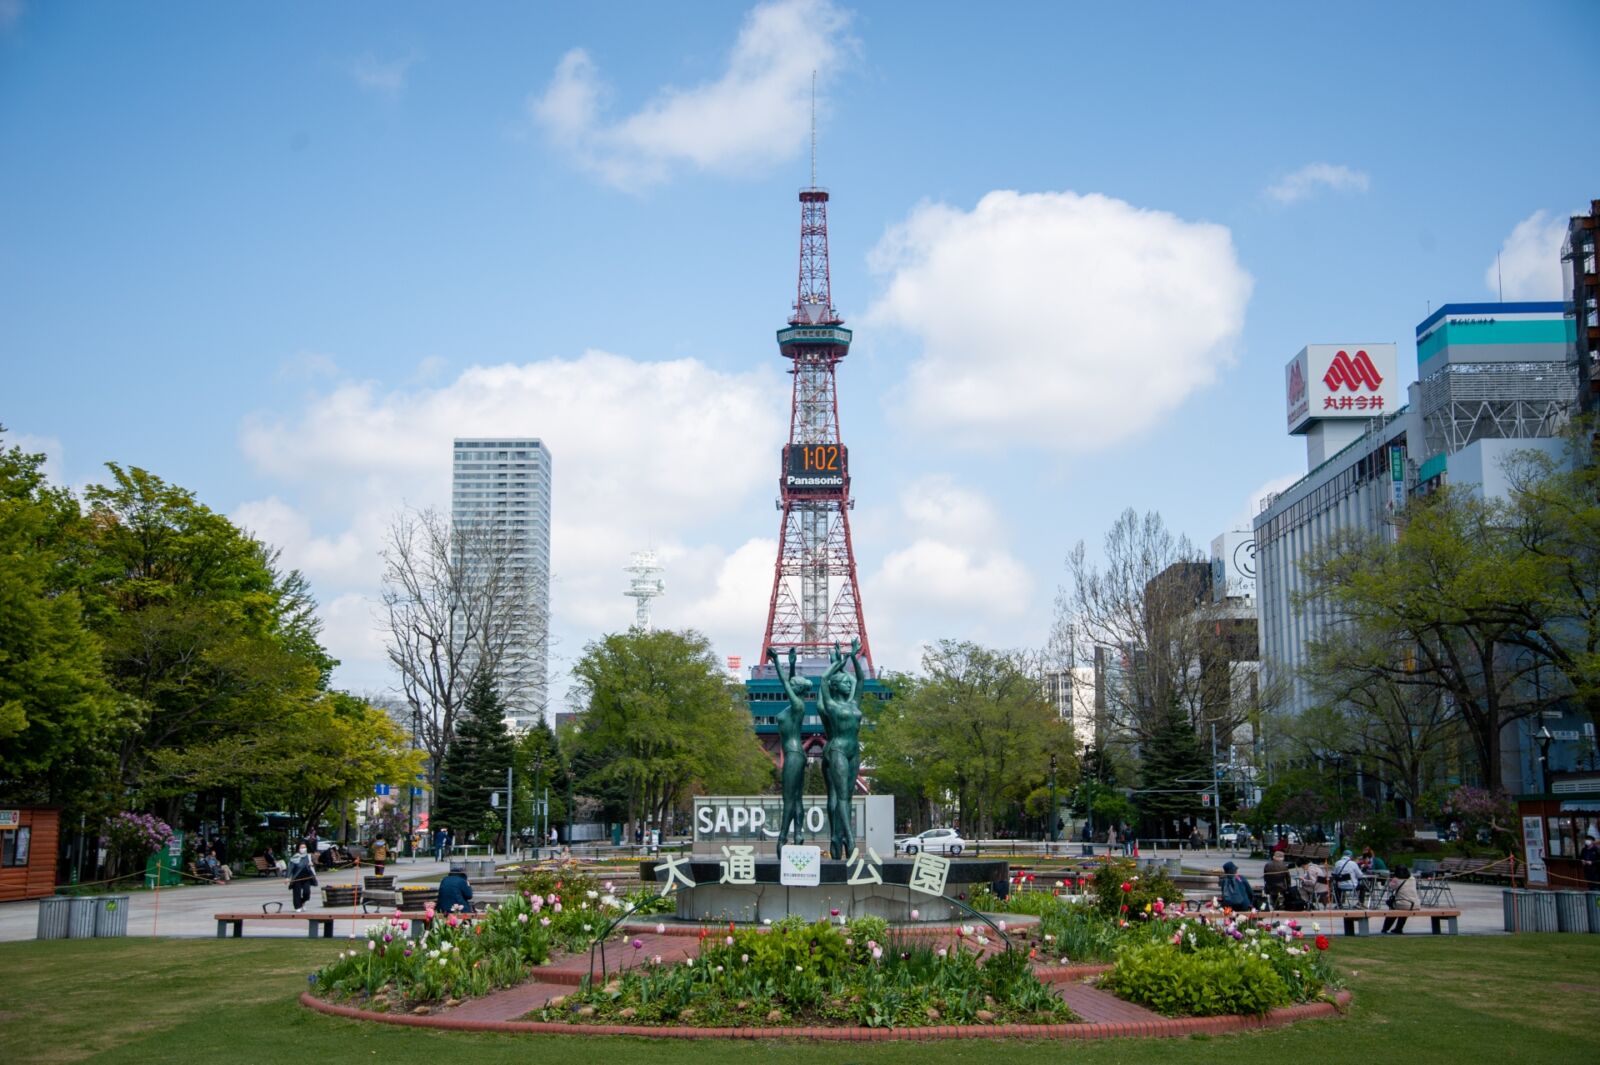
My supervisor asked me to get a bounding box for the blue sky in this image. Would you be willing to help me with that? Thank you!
[2,0,1594,704]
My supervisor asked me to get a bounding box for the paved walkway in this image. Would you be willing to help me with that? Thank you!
[0,857,452,941]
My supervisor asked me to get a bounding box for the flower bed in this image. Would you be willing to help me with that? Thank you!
[961,859,1341,1017]
[314,873,663,1011]
[532,915,1074,1029]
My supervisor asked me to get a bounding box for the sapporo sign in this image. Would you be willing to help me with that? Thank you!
[694,795,864,843]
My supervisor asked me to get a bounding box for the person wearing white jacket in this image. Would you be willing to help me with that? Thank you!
[1332,850,1363,906]
[1381,866,1420,934]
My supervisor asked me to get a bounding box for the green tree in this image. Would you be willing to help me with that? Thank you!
[569,629,768,840]
[1136,696,1209,835]
[1302,487,1542,791]
[871,642,1072,838]
[1502,420,1600,733]
[0,431,124,806]
[513,718,568,838]
[434,673,516,840]
[80,465,333,803]
[144,690,422,837]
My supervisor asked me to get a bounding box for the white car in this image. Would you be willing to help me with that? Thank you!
[895,828,966,855]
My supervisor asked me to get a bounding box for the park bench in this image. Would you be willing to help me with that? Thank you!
[251,856,281,877]
[214,910,374,938]
[1206,906,1462,936]
[214,908,480,939]
[1434,856,1515,884]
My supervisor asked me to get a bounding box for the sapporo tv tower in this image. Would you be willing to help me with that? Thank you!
[747,120,884,757]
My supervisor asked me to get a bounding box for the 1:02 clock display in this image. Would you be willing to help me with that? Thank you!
[784,443,848,492]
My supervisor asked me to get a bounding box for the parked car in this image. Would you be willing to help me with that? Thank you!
[1218,823,1248,846]
[895,828,967,855]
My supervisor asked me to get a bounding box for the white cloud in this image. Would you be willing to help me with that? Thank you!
[867,190,1252,451]
[1487,210,1567,301]
[349,52,419,97]
[232,496,369,582]
[529,0,853,189]
[6,431,64,486]
[1235,472,1302,531]
[238,352,785,696]
[864,476,1031,670]
[1265,163,1370,204]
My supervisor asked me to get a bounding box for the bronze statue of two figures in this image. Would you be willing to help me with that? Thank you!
[765,641,865,860]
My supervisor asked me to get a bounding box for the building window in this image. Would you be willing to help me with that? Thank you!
[1,826,30,866]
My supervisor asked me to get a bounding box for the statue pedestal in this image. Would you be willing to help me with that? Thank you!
[640,858,1008,924]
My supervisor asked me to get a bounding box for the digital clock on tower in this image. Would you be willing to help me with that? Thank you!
[783,443,848,492]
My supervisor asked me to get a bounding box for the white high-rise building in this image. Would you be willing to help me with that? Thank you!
[451,437,551,728]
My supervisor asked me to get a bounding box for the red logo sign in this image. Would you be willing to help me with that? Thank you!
[1287,360,1306,406]
[1323,349,1383,392]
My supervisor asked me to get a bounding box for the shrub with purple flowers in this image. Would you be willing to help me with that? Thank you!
[102,811,174,856]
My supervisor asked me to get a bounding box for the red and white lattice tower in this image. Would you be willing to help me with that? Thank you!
[758,184,873,670]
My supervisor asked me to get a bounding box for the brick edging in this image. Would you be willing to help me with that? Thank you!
[299,989,1351,1041]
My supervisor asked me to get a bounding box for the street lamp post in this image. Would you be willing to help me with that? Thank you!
[1049,754,1058,848]
[1538,726,1553,794]
[407,708,419,859]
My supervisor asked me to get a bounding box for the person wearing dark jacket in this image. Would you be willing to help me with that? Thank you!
[436,862,474,915]
[1262,850,1292,909]
[287,844,317,912]
[1219,861,1254,909]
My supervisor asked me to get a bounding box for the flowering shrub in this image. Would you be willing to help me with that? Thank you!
[315,893,559,1009]
[102,812,174,856]
[538,917,1073,1028]
[1099,911,1338,1015]
[1088,858,1180,920]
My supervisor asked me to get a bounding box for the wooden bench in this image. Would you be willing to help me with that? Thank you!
[214,910,375,939]
[214,909,481,939]
[251,856,281,878]
[1217,907,1462,936]
[1434,856,1515,884]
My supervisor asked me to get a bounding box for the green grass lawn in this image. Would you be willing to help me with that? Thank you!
[2,934,1594,1064]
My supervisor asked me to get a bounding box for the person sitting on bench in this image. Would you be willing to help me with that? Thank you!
[1381,865,1420,934]
[1262,849,1292,909]
[436,861,474,915]
[1219,861,1255,910]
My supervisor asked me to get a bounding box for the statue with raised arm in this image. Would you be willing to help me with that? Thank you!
[818,639,865,860]
[766,646,811,851]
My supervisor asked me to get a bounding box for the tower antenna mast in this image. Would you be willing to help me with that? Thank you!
[810,70,817,190]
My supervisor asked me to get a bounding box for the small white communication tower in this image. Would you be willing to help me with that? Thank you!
[624,550,665,631]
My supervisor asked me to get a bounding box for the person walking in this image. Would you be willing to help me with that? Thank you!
[371,836,388,876]
[288,843,318,913]
[434,826,449,863]
[1381,865,1420,934]
[1105,824,1118,858]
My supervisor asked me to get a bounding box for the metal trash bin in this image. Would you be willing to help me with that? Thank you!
[1554,891,1588,933]
[1586,892,1600,934]
[1502,889,1520,932]
[66,896,101,939]
[94,895,130,937]
[36,896,72,940]
[464,859,496,879]
[1513,890,1558,932]
[1164,857,1182,876]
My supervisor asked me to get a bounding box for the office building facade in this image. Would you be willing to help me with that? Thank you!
[451,437,551,729]
[1254,306,1583,788]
